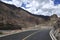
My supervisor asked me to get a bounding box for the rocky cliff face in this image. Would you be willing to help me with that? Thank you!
[0,1,58,30]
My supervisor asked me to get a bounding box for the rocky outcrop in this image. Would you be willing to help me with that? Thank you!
[0,1,59,30]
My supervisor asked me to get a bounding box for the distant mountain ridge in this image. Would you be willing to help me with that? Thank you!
[0,1,58,30]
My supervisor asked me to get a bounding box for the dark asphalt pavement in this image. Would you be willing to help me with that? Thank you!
[26,30,52,40]
[0,29,52,40]
[0,30,38,40]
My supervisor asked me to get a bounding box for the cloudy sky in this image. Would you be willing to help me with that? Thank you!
[1,0,60,17]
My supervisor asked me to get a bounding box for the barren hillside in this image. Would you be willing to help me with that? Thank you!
[0,1,58,30]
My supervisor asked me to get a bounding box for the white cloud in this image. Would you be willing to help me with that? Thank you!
[1,0,60,17]
[1,0,13,4]
[1,0,22,7]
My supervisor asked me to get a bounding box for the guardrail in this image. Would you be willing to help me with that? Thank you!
[49,29,57,40]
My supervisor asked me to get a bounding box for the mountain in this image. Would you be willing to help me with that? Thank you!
[0,1,58,30]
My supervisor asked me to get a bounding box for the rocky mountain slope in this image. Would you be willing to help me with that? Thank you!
[0,1,58,30]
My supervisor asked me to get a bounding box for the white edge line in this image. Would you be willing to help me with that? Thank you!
[49,29,57,40]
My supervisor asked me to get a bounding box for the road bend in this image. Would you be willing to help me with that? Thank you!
[0,29,52,40]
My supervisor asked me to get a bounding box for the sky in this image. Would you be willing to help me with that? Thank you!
[1,0,60,17]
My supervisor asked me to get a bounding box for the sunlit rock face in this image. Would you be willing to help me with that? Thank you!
[50,14,58,21]
[54,18,60,30]
[1,0,60,17]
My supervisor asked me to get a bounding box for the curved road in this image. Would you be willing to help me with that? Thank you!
[25,30,52,40]
[0,29,52,40]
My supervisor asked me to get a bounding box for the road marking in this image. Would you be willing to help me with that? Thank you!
[22,30,40,40]
[49,29,57,40]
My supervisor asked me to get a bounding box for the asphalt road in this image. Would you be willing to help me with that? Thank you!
[0,29,52,40]
[0,30,38,40]
[26,30,52,40]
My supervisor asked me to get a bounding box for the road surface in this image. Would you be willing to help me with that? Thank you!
[25,30,52,40]
[0,30,52,40]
